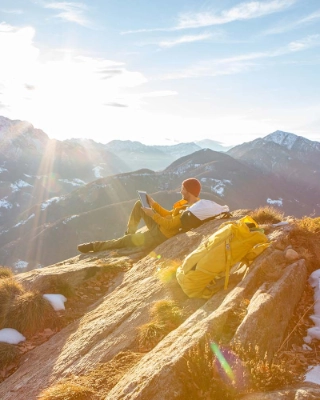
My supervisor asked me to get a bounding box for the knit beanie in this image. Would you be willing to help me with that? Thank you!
[182,178,201,197]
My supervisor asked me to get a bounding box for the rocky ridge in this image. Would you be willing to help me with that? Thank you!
[0,211,320,399]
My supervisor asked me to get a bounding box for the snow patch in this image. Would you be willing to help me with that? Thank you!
[93,166,104,178]
[63,215,78,224]
[0,197,13,209]
[304,269,320,344]
[208,179,232,197]
[10,180,33,192]
[0,328,26,344]
[305,365,320,385]
[0,167,8,173]
[41,196,63,210]
[14,260,29,269]
[58,178,85,187]
[267,198,283,207]
[43,294,67,311]
[14,213,35,227]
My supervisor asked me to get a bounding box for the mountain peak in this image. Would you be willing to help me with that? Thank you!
[263,130,299,150]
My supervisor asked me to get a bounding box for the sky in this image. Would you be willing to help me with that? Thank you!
[0,0,320,146]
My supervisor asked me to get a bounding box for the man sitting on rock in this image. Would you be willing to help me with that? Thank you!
[77,178,203,253]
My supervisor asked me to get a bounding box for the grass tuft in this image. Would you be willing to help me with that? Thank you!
[150,299,183,328]
[4,291,59,337]
[0,267,14,279]
[0,278,25,329]
[293,216,320,234]
[137,321,166,351]
[0,342,19,369]
[249,206,284,225]
[37,382,97,400]
[178,336,299,399]
[137,300,183,351]
[42,276,75,298]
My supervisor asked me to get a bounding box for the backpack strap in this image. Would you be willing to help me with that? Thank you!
[224,236,232,290]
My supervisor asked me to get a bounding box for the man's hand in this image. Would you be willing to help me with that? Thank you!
[146,195,155,207]
[142,207,155,217]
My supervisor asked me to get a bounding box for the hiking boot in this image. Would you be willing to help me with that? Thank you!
[77,242,94,253]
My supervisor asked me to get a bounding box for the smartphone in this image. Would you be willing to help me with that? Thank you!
[137,190,151,209]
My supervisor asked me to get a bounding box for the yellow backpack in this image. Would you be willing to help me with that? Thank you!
[176,215,270,299]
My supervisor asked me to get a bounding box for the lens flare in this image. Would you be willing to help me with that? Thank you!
[210,342,235,382]
[210,342,248,391]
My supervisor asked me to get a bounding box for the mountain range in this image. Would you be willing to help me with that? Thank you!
[0,115,319,271]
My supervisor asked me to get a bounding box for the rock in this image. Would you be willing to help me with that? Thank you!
[0,215,315,399]
[285,248,300,261]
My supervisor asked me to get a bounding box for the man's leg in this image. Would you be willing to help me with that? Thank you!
[78,226,167,253]
[126,200,157,234]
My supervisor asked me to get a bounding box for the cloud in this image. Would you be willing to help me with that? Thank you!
[122,0,297,34]
[263,10,320,35]
[0,8,23,14]
[105,102,128,108]
[288,34,320,52]
[0,23,150,136]
[159,33,212,48]
[160,34,320,80]
[177,0,297,29]
[44,2,91,27]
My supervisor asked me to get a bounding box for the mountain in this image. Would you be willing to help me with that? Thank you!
[1,117,320,272]
[1,146,318,272]
[0,116,128,226]
[0,116,213,227]
[195,138,233,152]
[227,130,320,194]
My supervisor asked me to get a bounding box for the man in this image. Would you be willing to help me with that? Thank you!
[77,178,202,253]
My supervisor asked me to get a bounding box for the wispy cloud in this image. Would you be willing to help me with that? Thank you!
[288,34,320,52]
[44,2,91,27]
[159,33,212,48]
[263,10,320,35]
[177,0,297,29]
[160,34,320,80]
[0,8,23,14]
[122,0,297,34]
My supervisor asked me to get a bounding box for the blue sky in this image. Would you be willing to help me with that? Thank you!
[0,0,319,146]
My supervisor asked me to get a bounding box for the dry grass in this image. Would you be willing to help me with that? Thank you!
[289,216,320,273]
[156,264,179,285]
[150,299,183,328]
[293,216,320,234]
[137,300,183,351]
[177,338,236,399]
[37,382,97,400]
[249,206,284,225]
[0,267,13,279]
[41,276,75,298]
[232,342,299,392]
[137,321,165,351]
[4,291,59,337]
[177,336,299,399]
[0,343,19,369]
[0,278,25,328]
